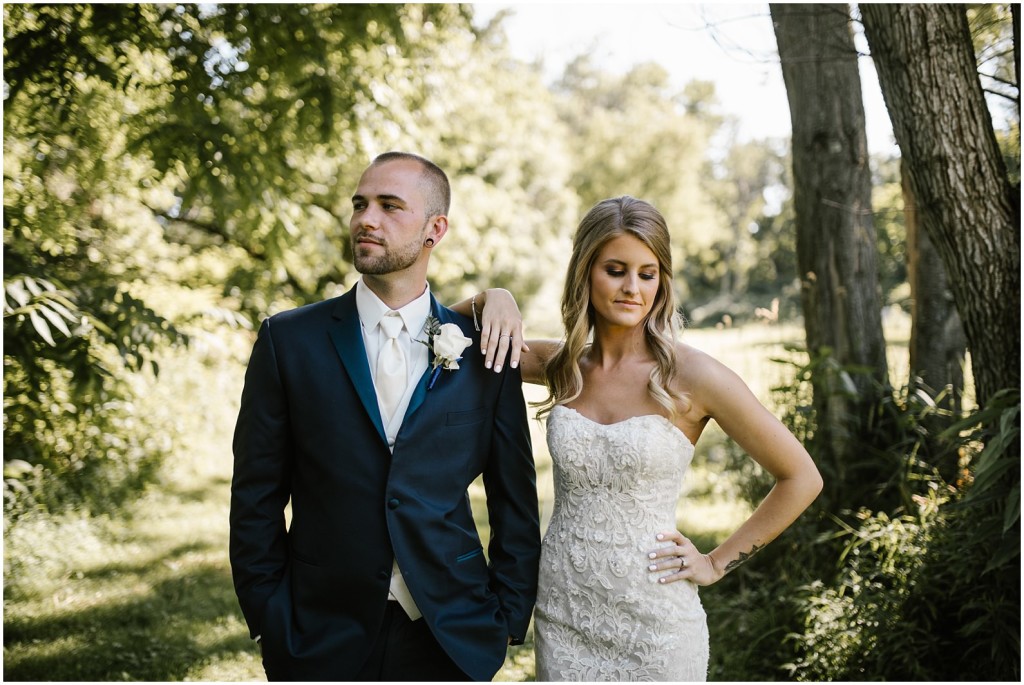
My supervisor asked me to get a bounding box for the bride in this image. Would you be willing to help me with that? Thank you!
[457,195,822,681]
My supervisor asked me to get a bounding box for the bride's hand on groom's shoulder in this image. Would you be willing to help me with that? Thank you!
[646,530,722,587]
[477,288,529,372]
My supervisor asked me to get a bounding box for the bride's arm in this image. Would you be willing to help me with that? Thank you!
[449,288,525,372]
[449,289,557,384]
[648,349,823,586]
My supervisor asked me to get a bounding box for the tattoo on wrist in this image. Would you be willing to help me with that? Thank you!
[724,543,765,574]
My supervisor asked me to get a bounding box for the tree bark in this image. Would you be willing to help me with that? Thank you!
[904,159,966,414]
[904,159,967,482]
[860,3,1020,408]
[770,4,890,469]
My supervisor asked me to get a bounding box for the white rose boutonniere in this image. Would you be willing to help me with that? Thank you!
[419,316,472,389]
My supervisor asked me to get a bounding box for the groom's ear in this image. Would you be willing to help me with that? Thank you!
[425,214,448,247]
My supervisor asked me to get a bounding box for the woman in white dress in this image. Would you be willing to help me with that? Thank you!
[459,196,822,681]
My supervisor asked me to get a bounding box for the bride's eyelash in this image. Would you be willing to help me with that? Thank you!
[604,268,658,280]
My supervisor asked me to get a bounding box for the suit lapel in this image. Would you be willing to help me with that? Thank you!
[402,295,445,421]
[328,290,387,444]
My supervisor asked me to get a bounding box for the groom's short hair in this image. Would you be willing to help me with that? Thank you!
[371,151,451,219]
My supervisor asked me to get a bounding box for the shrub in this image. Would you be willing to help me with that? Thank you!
[787,389,1020,681]
[707,345,1019,681]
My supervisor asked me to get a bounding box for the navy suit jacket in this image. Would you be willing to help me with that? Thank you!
[229,288,541,681]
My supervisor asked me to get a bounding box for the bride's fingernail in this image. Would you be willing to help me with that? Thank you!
[648,564,657,571]
[656,534,665,541]
[648,552,657,559]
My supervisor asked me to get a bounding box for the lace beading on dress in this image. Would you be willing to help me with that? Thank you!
[535,405,709,682]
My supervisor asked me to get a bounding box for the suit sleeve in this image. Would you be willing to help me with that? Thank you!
[229,317,292,639]
[482,364,541,645]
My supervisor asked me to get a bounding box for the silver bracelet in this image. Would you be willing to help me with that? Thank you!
[471,294,481,331]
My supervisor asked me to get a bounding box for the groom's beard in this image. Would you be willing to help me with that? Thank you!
[352,224,427,275]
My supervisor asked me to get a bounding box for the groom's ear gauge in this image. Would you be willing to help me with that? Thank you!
[425,238,435,247]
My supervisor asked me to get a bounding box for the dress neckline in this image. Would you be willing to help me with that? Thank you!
[554,404,694,450]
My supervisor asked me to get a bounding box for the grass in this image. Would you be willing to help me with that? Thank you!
[3,492,262,681]
[4,316,901,681]
[4,340,263,681]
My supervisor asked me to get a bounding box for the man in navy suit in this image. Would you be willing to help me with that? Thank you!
[229,151,541,681]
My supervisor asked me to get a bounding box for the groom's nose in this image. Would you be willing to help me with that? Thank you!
[353,207,381,233]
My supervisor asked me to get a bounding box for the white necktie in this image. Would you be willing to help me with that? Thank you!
[376,312,408,422]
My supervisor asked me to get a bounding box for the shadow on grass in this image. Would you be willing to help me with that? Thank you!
[77,540,215,582]
[163,473,232,504]
[4,561,255,681]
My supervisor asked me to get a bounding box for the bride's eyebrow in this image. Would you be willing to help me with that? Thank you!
[601,258,657,269]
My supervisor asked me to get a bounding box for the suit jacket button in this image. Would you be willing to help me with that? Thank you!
[387,498,400,510]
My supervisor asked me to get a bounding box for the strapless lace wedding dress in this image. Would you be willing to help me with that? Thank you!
[534,405,709,682]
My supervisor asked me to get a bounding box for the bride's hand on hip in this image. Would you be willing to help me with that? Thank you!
[646,530,720,587]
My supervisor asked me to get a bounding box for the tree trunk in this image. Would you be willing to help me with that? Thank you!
[904,159,967,482]
[770,4,890,472]
[860,4,1020,408]
[904,158,967,414]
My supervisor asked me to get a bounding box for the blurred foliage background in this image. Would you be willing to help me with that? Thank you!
[3,3,1019,681]
[4,2,804,518]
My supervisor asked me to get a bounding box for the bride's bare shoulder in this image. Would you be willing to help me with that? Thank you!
[673,341,738,391]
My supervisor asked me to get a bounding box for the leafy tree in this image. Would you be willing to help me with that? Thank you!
[551,57,729,311]
[5,4,190,512]
[3,3,590,511]
[332,6,580,326]
[697,136,795,324]
[2,4,494,513]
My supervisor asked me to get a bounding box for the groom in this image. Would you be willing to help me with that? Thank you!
[229,151,541,681]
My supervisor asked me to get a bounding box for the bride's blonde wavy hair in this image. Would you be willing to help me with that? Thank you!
[536,196,686,420]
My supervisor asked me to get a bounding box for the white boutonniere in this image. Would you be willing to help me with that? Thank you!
[418,316,472,389]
